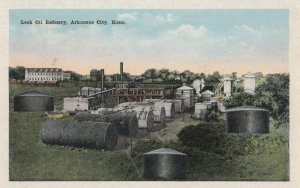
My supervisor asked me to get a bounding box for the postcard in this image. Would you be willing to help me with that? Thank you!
[1,1,300,188]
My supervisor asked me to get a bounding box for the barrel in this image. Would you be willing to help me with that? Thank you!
[14,91,54,111]
[143,148,187,180]
[73,111,139,137]
[41,120,118,150]
[226,106,269,134]
[114,102,155,130]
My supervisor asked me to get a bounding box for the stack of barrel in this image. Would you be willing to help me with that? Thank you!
[143,99,176,118]
[113,101,167,131]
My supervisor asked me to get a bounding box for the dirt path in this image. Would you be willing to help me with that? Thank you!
[146,113,202,142]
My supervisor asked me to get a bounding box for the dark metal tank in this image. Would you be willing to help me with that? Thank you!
[226,106,269,134]
[143,148,187,180]
[41,120,118,150]
[14,91,54,111]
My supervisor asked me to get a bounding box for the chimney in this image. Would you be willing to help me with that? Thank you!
[101,69,104,91]
[120,62,123,82]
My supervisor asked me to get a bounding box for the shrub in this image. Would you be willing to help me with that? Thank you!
[177,124,288,158]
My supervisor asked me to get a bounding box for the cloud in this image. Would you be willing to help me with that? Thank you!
[166,24,207,40]
[10,21,288,73]
[117,13,137,21]
[155,14,173,24]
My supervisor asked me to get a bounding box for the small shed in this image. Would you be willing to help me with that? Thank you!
[176,86,195,109]
[200,90,214,102]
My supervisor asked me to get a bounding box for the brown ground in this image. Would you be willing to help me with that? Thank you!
[145,113,202,141]
[115,112,202,150]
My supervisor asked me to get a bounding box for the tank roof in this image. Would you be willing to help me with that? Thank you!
[15,91,53,97]
[177,86,194,90]
[226,106,268,112]
[144,148,186,156]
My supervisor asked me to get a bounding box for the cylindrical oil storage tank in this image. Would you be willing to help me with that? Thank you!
[211,101,218,113]
[14,91,54,111]
[156,102,175,118]
[143,148,187,180]
[194,103,208,120]
[226,106,269,134]
[73,111,139,137]
[41,120,118,150]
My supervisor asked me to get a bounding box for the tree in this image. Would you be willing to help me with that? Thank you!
[142,68,158,80]
[182,70,196,83]
[232,72,237,80]
[223,92,256,109]
[9,66,26,80]
[254,73,289,124]
[158,68,170,81]
[205,71,221,86]
[64,70,82,81]
[90,69,102,81]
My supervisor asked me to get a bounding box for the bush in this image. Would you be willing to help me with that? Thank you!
[177,124,288,158]
[206,112,223,123]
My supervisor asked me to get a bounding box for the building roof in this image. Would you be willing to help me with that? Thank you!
[201,90,214,95]
[26,68,62,73]
[177,86,194,90]
[243,72,256,78]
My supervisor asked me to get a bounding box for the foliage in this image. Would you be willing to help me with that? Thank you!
[89,69,103,81]
[205,71,221,86]
[64,70,82,81]
[141,68,158,80]
[255,73,289,124]
[223,92,256,108]
[206,111,223,123]
[224,73,289,126]
[178,124,288,157]
[9,66,26,80]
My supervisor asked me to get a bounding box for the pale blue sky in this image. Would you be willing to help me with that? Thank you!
[9,9,289,74]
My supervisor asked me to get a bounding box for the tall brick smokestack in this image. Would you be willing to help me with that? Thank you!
[101,69,104,91]
[120,62,123,82]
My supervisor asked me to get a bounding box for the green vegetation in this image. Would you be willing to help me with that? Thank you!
[9,83,289,181]
[223,73,289,128]
[9,83,139,180]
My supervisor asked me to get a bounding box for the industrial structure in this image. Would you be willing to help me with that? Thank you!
[243,72,256,94]
[25,68,64,81]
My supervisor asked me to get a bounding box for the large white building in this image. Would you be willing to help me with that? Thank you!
[25,68,64,81]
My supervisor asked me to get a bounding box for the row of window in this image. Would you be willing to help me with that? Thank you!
[28,72,61,76]
[28,77,61,81]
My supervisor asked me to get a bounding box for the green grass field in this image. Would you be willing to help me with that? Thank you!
[9,83,289,181]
